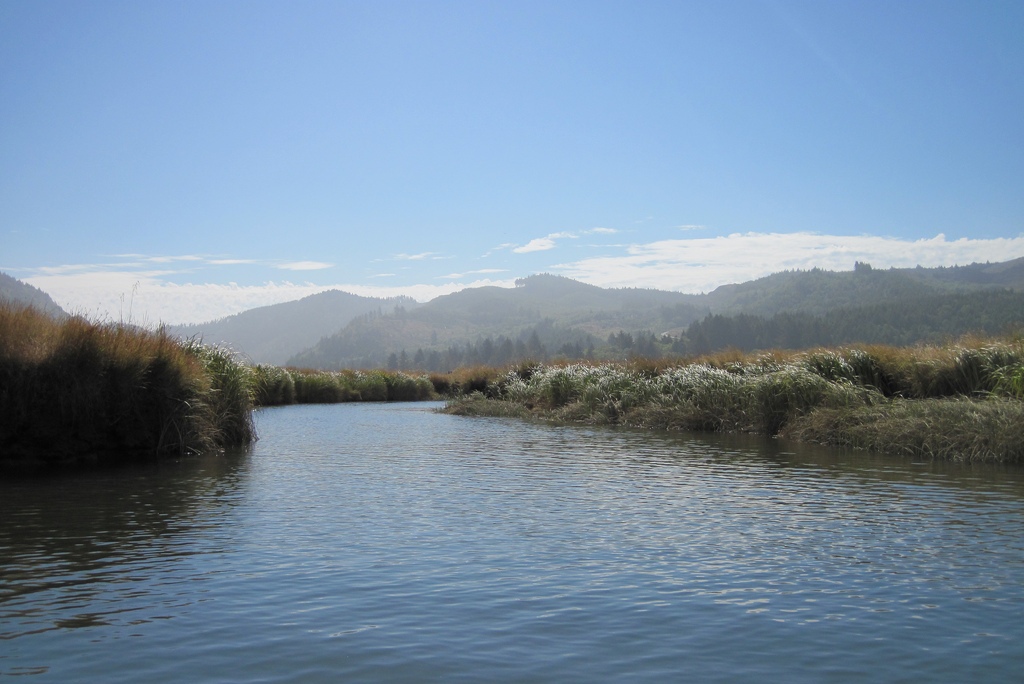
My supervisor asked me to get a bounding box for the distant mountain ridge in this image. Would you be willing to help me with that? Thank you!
[703,258,1024,316]
[0,272,67,318]
[168,290,418,365]
[288,274,709,368]
[8,258,1024,368]
[289,260,1024,369]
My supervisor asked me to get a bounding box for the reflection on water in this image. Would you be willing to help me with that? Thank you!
[1,451,249,643]
[2,402,1023,683]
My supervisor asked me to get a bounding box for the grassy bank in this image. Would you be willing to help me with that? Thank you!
[253,365,436,405]
[443,339,1024,464]
[0,305,438,471]
[1,304,256,470]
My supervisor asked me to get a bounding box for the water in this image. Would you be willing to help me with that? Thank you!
[2,402,1023,682]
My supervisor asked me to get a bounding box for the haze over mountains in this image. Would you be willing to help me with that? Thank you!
[167,291,417,366]
[5,259,1024,370]
[288,259,1024,369]
[173,257,1024,369]
[0,272,67,318]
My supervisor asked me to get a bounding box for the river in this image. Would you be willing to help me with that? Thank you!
[2,402,1023,682]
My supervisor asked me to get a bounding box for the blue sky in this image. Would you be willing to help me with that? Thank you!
[2,0,1023,324]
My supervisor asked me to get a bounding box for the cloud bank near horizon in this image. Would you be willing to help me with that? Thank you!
[18,232,1024,325]
[556,232,1024,292]
[21,272,519,326]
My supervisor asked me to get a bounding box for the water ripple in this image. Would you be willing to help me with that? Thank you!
[2,402,1023,682]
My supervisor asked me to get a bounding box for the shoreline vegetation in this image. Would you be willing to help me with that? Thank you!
[0,305,435,471]
[4,302,1024,469]
[442,341,1024,465]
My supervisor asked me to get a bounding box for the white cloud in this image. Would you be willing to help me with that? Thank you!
[147,255,205,263]
[393,252,443,261]
[277,261,333,271]
[482,242,518,257]
[554,232,1024,292]
[106,253,208,264]
[25,268,519,325]
[513,237,557,253]
[513,228,619,253]
[23,270,320,325]
[438,268,508,279]
[21,232,1024,326]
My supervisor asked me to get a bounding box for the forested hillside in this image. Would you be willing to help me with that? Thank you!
[677,289,1024,355]
[703,259,1024,316]
[288,274,707,368]
[0,272,67,318]
[289,261,1024,370]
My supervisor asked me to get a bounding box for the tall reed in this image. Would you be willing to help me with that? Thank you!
[278,368,436,404]
[0,305,256,470]
[181,340,256,448]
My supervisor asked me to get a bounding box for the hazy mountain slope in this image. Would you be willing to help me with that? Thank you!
[683,289,1024,354]
[702,265,940,317]
[0,272,67,318]
[168,290,418,365]
[897,257,1024,290]
[287,259,1024,369]
[289,275,707,368]
[703,259,1024,317]
[402,274,706,340]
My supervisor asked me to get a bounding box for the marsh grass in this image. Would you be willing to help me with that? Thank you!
[252,363,296,406]
[428,365,505,397]
[445,337,1024,463]
[182,340,256,448]
[785,398,1024,463]
[290,369,362,403]
[0,305,255,470]
[379,370,435,401]
[284,368,435,403]
[1,304,441,470]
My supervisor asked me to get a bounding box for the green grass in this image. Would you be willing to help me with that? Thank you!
[252,363,296,406]
[283,368,436,403]
[784,398,1024,463]
[444,338,1024,463]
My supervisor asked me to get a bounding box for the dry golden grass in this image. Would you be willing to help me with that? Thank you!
[1,304,255,470]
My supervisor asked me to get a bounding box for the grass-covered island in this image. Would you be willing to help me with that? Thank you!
[0,304,435,471]
[443,341,1024,464]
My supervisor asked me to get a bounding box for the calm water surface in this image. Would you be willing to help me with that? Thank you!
[2,402,1023,682]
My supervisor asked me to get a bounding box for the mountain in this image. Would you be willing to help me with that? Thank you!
[701,259,1024,317]
[168,290,418,365]
[0,272,67,318]
[683,289,1024,354]
[408,274,707,337]
[287,260,1024,369]
[288,274,708,368]
[900,257,1024,290]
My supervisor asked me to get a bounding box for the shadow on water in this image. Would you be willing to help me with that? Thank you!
[0,448,251,646]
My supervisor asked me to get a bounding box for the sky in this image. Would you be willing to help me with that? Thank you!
[2,0,1023,325]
